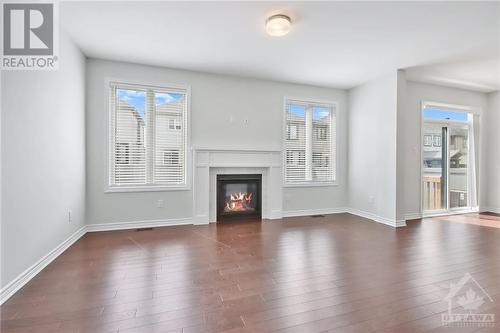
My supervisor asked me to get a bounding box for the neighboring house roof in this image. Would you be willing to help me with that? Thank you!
[287,114,330,124]
[423,151,441,159]
[118,100,145,125]
[450,150,463,160]
[117,98,186,124]
[157,98,185,114]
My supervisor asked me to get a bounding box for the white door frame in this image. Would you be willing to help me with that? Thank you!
[420,101,479,217]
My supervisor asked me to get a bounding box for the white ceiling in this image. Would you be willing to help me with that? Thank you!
[61,1,500,91]
[406,57,500,92]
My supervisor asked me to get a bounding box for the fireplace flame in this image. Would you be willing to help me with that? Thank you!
[225,192,254,212]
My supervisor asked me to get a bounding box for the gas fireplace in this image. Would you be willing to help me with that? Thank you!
[217,174,262,221]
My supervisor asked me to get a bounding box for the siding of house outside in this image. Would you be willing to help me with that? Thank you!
[114,101,146,184]
[285,113,333,182]
[155,99,185,184]
[113,98,185,185]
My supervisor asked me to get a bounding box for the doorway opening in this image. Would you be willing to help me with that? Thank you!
[421,103,478,216]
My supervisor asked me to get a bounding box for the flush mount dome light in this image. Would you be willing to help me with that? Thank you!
[266,14,291,36]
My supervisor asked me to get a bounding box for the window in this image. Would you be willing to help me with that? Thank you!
[286,150,305,165]
[312,152,329,167]
[109,81,188,189]
[423,134,433,147]
[284,99,336,184]
[116,143,130,165]
[168,118,182,130]
[433,135,441,147]
[316,126,328,141]
[298,151,305,166]
[163,150,180,165]
[287,124,298,140]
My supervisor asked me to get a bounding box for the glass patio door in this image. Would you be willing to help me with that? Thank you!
[422,122,447,212]
[448,125,469,210]
[422,108,471,215]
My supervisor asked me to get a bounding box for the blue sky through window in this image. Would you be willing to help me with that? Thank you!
[155,92,184,106]
[117,89,146,118]
[313,106,330,120]
[289,104,306,117]
[423,108,468,122]
[289,104,330,120]
[117,89,185,119]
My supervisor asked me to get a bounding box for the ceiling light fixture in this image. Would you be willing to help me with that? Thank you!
[266,14,291,37]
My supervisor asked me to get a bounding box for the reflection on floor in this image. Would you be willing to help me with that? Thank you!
[1,213,499,332]
[432,212,500,228]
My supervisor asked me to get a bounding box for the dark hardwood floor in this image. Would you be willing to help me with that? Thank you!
[1,213,499,333]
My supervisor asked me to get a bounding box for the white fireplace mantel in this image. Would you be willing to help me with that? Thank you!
[192,148,283,224]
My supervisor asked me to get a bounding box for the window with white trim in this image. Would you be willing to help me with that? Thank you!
[284,99,336,185]
[109,82,188,189]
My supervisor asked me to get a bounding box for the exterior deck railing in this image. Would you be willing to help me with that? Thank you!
[423,175,442,210]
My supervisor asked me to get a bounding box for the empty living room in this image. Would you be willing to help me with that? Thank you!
[1,1,500,332]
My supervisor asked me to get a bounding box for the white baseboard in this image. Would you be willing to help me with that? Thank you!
[86,217,193,232]
[405,208,495,221]
[1,217,194,305]
[282,207,347,218]
[346,208,407,228]
[192,215,209,225]
[480,207,500,214]
[1,207,412,305]
[0,225,87,305]
[283,207,407,227]
[404,212,422,220]
[269,210,283,219]
[421,208,479,218]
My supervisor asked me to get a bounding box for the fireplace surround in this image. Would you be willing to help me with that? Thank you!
[217,174,262,221]
[193,148,282,224]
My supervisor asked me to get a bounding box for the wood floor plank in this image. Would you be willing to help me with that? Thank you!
[1,213,499,333]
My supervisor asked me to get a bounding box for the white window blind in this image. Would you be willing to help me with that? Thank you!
[284,99,336,184]
[109,82,188,189]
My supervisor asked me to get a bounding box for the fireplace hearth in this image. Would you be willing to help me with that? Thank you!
[217,174,262,221]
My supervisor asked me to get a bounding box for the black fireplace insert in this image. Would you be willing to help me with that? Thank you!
[216,174,262,222]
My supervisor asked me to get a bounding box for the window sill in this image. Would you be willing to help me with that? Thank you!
[284,182,338,188]
[105,185,190,193]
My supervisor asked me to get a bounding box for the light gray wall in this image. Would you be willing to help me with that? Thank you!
[86,59,348,225]
[396,70,407,221]
[402,81,488,216]
[486,91,500,211]
[1,32,86,288]
[347,73,399,221]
